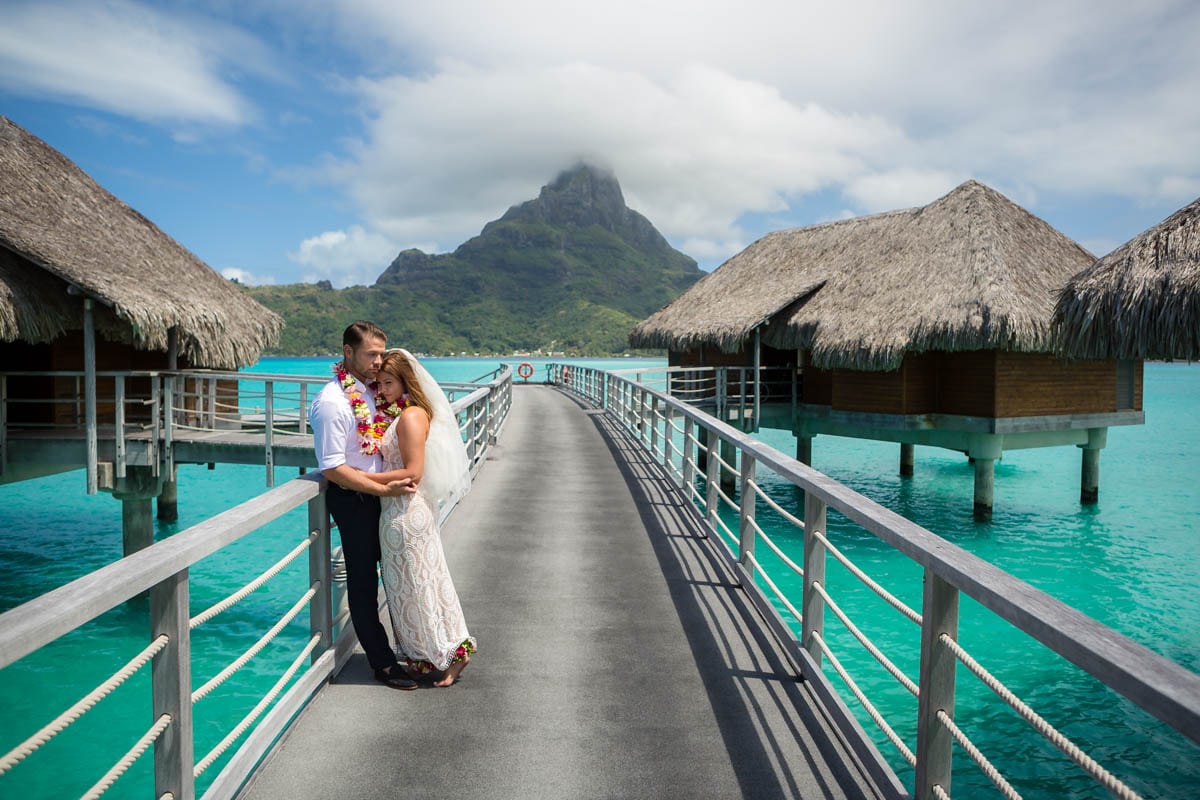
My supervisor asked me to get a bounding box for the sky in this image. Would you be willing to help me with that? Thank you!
[2,0,1199,289]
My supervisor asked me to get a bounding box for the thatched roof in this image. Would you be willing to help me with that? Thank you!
[631,180,1095,371]
[1053,196,1200,361]
[0,116,282,368]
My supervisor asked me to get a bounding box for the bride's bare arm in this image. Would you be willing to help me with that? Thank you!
[364,408,430,485]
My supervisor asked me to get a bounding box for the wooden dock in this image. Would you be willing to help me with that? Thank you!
[239,385,893,799]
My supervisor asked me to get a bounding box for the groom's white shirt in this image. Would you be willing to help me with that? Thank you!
[310,378,383,473]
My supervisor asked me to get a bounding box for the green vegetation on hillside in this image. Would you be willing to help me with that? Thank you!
[244,164,702,355]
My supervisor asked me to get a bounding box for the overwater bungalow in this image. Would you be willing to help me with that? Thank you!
[630,180,1145,516]
[1,116,282,545]
[1054,195,1200,361]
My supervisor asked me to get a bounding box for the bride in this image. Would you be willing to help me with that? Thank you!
[365,349,475,687]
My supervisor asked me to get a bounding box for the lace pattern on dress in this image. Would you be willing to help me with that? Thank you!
[378,421,475,670]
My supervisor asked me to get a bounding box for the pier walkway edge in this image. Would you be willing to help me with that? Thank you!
[241,384,893,800]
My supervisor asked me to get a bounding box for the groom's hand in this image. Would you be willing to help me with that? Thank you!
[382,478,417,496]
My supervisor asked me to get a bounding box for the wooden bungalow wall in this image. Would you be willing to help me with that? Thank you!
[808,350,1142,417]
[664,345,1142,419]
[670,344,796,369]
[1,333,239,427]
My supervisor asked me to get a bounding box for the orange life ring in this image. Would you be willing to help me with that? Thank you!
[517,362,534,379]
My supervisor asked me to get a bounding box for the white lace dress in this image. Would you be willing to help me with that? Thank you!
[378,420,475,671]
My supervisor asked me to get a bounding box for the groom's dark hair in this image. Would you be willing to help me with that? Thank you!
[343,320,387,348]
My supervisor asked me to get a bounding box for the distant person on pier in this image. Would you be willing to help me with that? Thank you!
[310,321,418,690]
[365,348,475,687]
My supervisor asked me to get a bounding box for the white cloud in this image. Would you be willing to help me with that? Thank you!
[0,0,279,126]
[221,267,275,286]
[289,225,399,287]
[843,169,966,214]
[284,0,1200,268]
[10,0,1200,278]
[326,61,900,264]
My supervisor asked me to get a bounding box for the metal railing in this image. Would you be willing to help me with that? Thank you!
[0,368,512,800]
[607,364,797,430]
[550,363,1200,800]
[0,367,513,490]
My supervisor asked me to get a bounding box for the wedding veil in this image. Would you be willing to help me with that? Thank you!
[388,348,472,508]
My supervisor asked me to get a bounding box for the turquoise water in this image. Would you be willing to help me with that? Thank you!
[0,357,659,799]
[1,358,1197,798]
[726,363,1200,799]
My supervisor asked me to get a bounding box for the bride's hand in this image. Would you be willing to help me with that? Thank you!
[382,478,417,496]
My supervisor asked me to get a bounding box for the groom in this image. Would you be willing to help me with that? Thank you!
[310,320,418,690]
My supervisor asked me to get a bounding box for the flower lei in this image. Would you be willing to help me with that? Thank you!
[333,362,409,455]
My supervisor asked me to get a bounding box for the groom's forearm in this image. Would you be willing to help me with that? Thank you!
[368,467,422,486]
[322,464,403,496]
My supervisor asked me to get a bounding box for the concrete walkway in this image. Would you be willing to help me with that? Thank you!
[240,385,893,800]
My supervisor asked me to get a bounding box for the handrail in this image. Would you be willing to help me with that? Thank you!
[0,365,513,490]
[0,365,512,799]
[550,362,1200,800]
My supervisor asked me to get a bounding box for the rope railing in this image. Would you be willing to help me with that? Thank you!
[81,713,173,799]
[711,481,740,517]
[935,709,1023,800]
[709,444,736,473]
[192,588,317,703]
[190,533,316,629]
[712,511,737,548]
[193,633,322,777]
[746,477,806,531]
[0,634,170,774]
[0,364,513,799]
[741,502,805,577]
[938,634,1143,800]
[813,582,919,698]
[811,528,922,627]
[548,364,1185,800]
[743,550,803,626]
[810,630,917,766]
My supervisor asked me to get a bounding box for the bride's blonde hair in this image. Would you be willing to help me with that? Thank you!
[379,350,435,422]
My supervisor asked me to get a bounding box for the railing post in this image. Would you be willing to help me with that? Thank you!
[162,373,174,480]
[150,377,161,477]
[151,569,194,800]
[916,570,960,800]
[308,489,333,663]
[84,301,98,494]
[705,429,720,532]
[682,415,695,489]
[716,368,727,421]
[802,491,828,665]
[486,391,496,445]
[115,376,127,478]
[753,328,761,432]
[739,368,747,429]
[650,396,660,457]
[738,452,756,579]
[628,382,636,431]
[663,405,675,480]
[204,377,214,429]
[264,381,275,488]
[298,383,309,434]
[472,407,482,462]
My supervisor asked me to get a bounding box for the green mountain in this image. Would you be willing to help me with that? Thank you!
[245,164,702,355]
